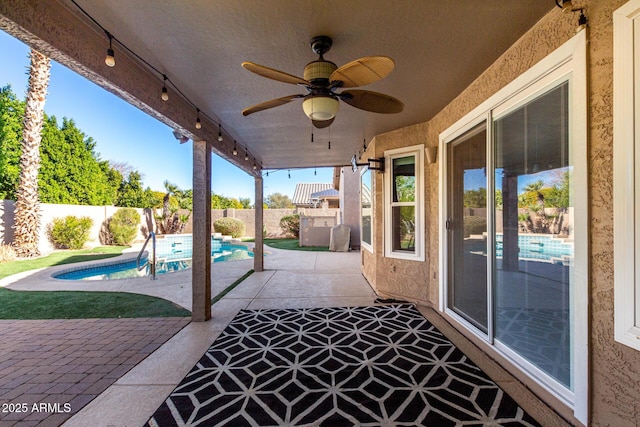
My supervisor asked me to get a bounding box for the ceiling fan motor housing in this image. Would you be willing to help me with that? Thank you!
[304,60,337,84]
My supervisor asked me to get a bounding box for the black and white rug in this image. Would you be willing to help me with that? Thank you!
[147,305,540,426]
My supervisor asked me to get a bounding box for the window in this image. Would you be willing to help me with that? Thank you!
[440,31,587,424]
[614,0,640,351]
[384,145,424,260]
[361,168,373,252]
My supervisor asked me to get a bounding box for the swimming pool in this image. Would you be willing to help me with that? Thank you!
[55,236,254,280]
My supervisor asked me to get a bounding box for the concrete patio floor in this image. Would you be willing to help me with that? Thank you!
[1,247,568,426]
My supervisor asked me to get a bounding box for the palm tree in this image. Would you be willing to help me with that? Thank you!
[13,49,51,257]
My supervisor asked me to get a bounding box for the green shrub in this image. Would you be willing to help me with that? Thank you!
[50,216,93,249]
[214,217,245,238]
[279,214,300,238]
[109,208,141,246]
[0,244,17,263]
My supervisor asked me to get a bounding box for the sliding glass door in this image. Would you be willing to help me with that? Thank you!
[445,81,575,391]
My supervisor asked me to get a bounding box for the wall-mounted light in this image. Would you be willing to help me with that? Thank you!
[195,109,202,129]
[555,0,588,32]
[105,32,115,67]
[172,130,189,144]
[555,0,573,11]
[425,146,438,164]
[161,75,169,101]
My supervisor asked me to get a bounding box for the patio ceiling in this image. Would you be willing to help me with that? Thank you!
[1,1,553,175]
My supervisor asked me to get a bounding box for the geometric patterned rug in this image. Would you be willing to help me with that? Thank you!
[147,305,540,426]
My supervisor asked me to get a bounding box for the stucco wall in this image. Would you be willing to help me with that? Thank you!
[363,1,638,424]
[339,166,363,249]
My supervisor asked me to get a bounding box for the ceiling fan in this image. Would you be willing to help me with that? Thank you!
[241,35,404,129]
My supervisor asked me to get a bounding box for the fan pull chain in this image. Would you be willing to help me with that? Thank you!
[328,126,331,149]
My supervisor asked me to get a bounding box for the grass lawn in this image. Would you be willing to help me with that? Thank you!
[0,246,127,280]
[247,238,329,251]
[0,288,190,319]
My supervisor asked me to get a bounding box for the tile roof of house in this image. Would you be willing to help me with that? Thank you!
[311,188,340,199]
[292,183,334,206]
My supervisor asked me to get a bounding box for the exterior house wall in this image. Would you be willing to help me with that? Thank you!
[364,2,637,425]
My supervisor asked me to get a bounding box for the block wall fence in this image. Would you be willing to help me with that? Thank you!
[0,200,301,254]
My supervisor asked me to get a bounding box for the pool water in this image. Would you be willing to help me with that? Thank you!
[470,234,573,264]
[496,234,573,263]
[55,240,253,280]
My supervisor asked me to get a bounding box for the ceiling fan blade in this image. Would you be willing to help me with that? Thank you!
[242,62,309,86]
[312,117,335,129]
[242,94,302,116]
[330,56,395,88]
[340,90,404,114]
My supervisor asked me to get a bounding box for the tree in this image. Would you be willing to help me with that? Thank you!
[156,181,191,234]
[116,171,147,207]
[239,197,252,209]
[266,192,293,209]
[0,86,24,200]
[13,49,51,257]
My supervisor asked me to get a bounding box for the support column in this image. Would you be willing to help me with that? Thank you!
[502,174,519,272]
[192,139,212,321]
[254,176,264,272]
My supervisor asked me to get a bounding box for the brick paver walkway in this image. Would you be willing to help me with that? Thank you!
[0,317,190,427]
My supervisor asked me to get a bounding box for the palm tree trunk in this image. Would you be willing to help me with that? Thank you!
[13,49,51,257]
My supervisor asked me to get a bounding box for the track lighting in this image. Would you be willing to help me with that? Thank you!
[218,124,223,142]
[105,32,115,67]
[233,140,237,156]
[161,75,169,101]
[195,109,202,129]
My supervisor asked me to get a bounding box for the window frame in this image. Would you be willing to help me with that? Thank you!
[384,144,425,261]
[613,0,640,351]
[360,166,373,253]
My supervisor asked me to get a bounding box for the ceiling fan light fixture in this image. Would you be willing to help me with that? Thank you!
[302,96,339,121]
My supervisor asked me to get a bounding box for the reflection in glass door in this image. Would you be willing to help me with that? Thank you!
[446,123,488,333]
[494,82,572,389]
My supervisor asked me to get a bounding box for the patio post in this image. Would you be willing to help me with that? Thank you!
[254,176,264,272]
[192,138,212,321]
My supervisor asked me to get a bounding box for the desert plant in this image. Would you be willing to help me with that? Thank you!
[49,216,93,249]
[109,208,141,246]
[0,244,17,263]
[214,217,245,238]
[279,214,300,238]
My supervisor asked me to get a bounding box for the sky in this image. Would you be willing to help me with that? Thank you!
[0,30,333,203]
